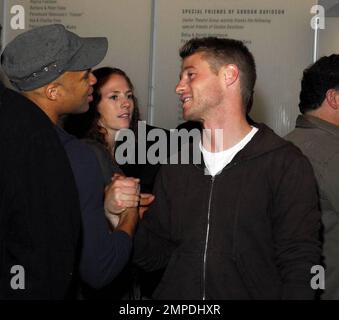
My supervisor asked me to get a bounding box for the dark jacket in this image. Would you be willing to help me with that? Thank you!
[134,123,321,300]
[55,128,132,290]
[78,138,140,300]
[286,114,339,299]
[117,124,171,193]
[0,81,81,299]
[83,138,123,185]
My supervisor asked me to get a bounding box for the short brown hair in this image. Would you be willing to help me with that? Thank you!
[180,37,256,112]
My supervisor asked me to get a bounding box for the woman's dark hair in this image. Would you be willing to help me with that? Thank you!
[63,67,140,150]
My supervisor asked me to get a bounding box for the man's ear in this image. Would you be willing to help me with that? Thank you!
[220,64,239,87]
[45,82,60,101]
[325,89,339,110]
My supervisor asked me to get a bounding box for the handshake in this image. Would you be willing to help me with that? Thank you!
[104,173,155,230]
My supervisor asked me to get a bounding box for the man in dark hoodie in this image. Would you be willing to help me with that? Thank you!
[131,37,322,300]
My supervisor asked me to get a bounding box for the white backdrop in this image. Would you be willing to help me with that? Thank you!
[150,0,317,136]
[318,0,339,57]
[1,0,337,136]
[0,0,152,120]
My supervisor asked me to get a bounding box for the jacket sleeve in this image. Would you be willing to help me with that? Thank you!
[271,148,322,300]
[133,165,176,271]
[321,152,339,214]
[64,139,132,289]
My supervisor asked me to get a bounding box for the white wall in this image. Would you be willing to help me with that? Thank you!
[0,0,152,119]
[318,0,339,57]
[2,0,336,136]
[151,0,317,135]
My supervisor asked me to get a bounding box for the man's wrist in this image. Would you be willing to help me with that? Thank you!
[105,206,127,215]
[116,208,139,237]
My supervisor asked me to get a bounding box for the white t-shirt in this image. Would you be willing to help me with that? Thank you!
[200,127,258,176]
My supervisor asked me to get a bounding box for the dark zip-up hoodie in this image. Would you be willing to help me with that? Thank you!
[134,124,321,300]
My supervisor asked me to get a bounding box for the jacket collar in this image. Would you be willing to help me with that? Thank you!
[193,122,289,169]
[296,114,339,137]
[231,123,289,162]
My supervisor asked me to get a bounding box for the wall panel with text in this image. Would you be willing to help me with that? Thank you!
[151,0,317,135]
[0,0,329,136]
[0,0,152,119]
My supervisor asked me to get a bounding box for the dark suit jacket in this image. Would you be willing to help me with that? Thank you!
[0,81,81,299]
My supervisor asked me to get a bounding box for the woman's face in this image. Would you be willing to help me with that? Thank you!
[97,74,134,132]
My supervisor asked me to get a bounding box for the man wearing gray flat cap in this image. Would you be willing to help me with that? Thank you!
[2,24,108,93]
[0,24,140,299]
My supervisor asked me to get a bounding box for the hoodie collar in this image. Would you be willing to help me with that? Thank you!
[193,123,289,169]
[231,123,289,162]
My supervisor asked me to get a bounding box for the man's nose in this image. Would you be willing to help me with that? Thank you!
[175,78,186,95]
[89,72,97,85]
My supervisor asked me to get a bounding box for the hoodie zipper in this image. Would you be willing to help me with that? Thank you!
[201,161,240,300]
[202,175,215,300]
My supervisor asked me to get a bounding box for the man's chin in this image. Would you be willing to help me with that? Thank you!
[75,103,89,114]
[183,111,196,122]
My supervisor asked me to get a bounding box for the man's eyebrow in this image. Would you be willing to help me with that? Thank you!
[183,65,194,70]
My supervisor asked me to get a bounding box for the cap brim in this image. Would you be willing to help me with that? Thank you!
[66,37,108,71]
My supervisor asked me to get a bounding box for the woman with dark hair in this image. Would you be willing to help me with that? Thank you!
[63,67,164,299]
[64,67,162,193]
[64,67,138,156]
[64,67,151,221]
[86,68,139,152]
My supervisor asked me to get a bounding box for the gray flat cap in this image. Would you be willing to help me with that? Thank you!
[1,24,108,91]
